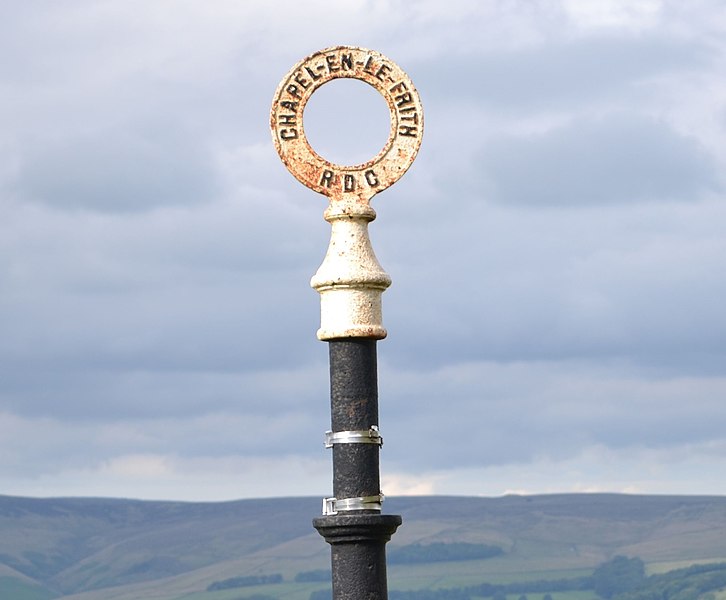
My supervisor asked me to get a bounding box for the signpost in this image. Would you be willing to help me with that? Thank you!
[271,46,423,600]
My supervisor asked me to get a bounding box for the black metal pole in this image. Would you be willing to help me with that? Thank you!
[313,339,401,600]
[329,340,380,501]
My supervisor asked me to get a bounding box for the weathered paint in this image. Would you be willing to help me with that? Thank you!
[270,46,423,202]
[310,202,392,340]
[270,46,423,341]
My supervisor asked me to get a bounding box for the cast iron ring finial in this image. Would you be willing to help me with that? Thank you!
[271,45,423,205]
[271,46,423,340]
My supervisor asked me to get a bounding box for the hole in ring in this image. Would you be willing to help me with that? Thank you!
[303,78,392,167]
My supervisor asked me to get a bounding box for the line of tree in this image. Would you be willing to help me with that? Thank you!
[307,572,590,600]
[390,589,471,600]
[388,542,504,564]
[592,555,646,598]
[613,562,726,600]
[308,559,726,600]
[206,573,283,591]
[295,569,332,582]
[310,589,551,600]
[466,576,593,597]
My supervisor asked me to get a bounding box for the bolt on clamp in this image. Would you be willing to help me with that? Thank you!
[325,426,383,448]
[322,494,385,516]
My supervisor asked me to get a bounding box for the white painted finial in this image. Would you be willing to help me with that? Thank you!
[310,200,391,340]
[271,46,423,340]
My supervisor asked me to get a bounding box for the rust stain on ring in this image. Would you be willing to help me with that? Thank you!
[270,46,423,205]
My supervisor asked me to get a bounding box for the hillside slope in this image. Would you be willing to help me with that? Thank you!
[1,494,725,600]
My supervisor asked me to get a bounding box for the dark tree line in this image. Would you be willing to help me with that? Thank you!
[307,556,726,600]
[593,556,646,598]
[613,562,726,600]
[206,573,283,591]
[295,569,332,582]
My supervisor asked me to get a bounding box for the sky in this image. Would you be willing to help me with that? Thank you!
[1,0,725,502]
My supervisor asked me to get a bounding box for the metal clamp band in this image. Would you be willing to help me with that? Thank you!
[322,494,384,515]
[324,426,383,448]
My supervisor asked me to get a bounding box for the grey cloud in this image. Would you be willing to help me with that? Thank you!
[303,77,393,166]
[0,407,328,480]
[416,33,712,111]
[375,192,726,377]
[13,123,220,212]
[478,114,721,206]
[0,280,324,418]
[2,0,726,500]
[380,361,726,472]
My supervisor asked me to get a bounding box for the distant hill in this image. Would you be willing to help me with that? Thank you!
[1,494,725,600]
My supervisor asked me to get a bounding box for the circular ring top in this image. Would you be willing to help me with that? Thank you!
[271,46,423,202]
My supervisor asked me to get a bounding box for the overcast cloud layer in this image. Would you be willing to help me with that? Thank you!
[1,0,725,501]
